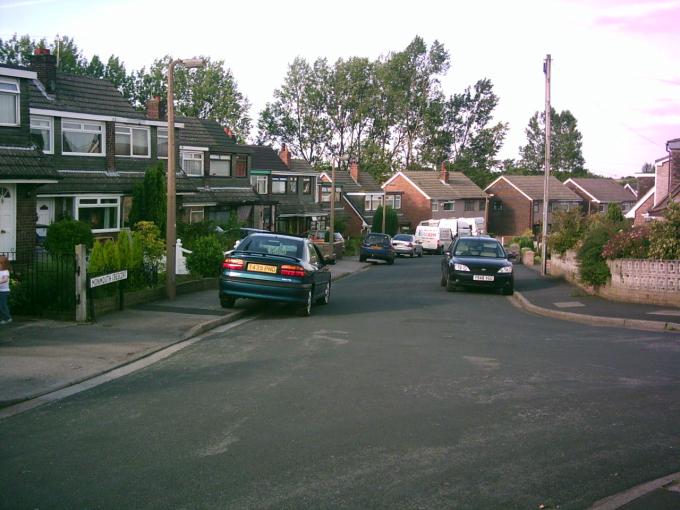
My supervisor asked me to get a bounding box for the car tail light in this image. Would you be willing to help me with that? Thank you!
[280,264,306,277]
[223,258,245,270]
[407,242,413,247]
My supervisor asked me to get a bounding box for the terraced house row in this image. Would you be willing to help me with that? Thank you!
[0,49,328,262]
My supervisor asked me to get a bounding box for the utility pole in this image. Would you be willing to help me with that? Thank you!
[329,160,336,251]
[381,193,386,234]
[541,54,552,276]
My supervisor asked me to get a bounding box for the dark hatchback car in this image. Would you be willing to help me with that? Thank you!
[219,233,331,316]
[359,233,395,264]
[440,236,515,295]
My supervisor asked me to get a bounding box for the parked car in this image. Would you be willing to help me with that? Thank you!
[359,233,395,264]
[440,236,515,295]
[219,233,332,316]
[391,234,423,258]
[304,230,345,263]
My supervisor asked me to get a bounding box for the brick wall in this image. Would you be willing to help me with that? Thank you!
[15,185,37,262]
[105,121,116,171]
[383,174,431,230]
[655,159,670,206]
[634,191,655,226]
[486,179,532,236]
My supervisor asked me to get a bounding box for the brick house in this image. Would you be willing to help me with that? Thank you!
[318,160,403,236]
[635,138,680,222]
[0,62,59,261]
[485,175,582,236]
[381,164,488,231]
[563,177,636,215]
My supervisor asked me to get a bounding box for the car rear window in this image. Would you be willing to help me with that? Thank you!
[365,234,388,244]
[454,239,504,258]
[393,234,412,241]
[238,236,304,258]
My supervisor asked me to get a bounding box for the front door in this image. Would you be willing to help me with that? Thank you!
[36,197,54,238]
[0,185,17,258]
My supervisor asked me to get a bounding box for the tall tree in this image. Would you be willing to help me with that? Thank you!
[133,56,252,141]
[519,108,587,177]
[257,57,330,163]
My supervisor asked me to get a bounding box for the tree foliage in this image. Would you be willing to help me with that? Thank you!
[44,219,93,256]
[519,108,587,179]
[129,163,167,235]
[371,206,398,236]
[648,202,680,260]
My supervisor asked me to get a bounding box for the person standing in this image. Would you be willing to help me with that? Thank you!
[0,255,11,325]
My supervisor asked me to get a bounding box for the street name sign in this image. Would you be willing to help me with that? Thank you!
[90,270,128,289]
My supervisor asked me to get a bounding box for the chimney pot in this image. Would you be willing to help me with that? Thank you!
[440,161,449,183]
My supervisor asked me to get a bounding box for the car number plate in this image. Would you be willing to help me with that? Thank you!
[247,263,277,274]
[473,275,495,281]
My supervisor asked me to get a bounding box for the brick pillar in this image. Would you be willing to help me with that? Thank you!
[349,160,360,183]
[278,144,291,168]
[440,161,449,183]
[146,96,161,120]
[30,48,57,93]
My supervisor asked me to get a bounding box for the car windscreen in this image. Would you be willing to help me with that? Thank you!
[237,236,304,259]
[453,239,504,258]
[392,234,412,241]
[365,234,388,244]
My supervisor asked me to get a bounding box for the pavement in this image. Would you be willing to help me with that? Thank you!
[512,263,680,333]
[0,256,368,410]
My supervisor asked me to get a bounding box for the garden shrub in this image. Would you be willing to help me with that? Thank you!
[602,226,650,260]
[511,234,534,250]
[186,235,224,277]
[132,221,165,270]
[648,202,680,260]
[577,225,612,286]
[44,219,93,255]
[549,209,586,255]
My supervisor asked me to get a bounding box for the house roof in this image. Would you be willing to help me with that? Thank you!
[245,145,291,173]
[188,187,271,206]
[491,175,582,201]
[290,158,315,173]
[0,145,58,180]
[566,178,636,203]
[37,170,198,195]
[329,168,382,194]
[398,170,486,200]
[647,182,680,217]
[177,117,252,154]
[29,72,145,119]
[276,197,327,217]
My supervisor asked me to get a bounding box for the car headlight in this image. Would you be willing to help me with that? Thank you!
[497,265,513,274]
[453,263,470,271]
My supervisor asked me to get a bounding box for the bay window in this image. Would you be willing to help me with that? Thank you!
[210,155,231,176]
[272,177,287,194]
[234,155,248,177]
[62,120,104,155]
[30,115,53,153]
[288,177,298,193]
[115,125,150,157]
[302,177,312,194]
[251,175,268,194]
[181,151,204,176]
[76,196,120,232]
[0,78,19,126]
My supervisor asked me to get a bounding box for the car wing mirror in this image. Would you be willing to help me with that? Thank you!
[507,252,517,261]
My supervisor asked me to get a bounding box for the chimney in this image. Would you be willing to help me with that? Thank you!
[668,138,680,193]
[223,127,236,142]
[30,48,57,94]
[349,160,360,183]
[279,144,291,168]
[146,96,161,120]
[440,161,449,183]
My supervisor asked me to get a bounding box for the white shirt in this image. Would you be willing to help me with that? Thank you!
[0,270,9,292]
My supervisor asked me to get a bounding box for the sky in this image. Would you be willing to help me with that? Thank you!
[1,0,679,178]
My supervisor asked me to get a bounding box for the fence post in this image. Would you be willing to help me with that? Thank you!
[75,244,88,322]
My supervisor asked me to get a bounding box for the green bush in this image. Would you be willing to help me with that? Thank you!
[371,206,398,236]
[549,209,586,255]
[513,236,534,250]
[44,219,93,255]
[648,202,680,260]
[186,235,224,277]
[344,237,361,256]
[577,225,611,286]
[132,221,165,270]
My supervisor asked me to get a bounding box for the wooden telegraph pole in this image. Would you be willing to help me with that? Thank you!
[541,54,552,276]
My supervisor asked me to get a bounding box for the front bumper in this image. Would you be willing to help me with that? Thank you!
[449,270,513,290]
[361,247,395,260]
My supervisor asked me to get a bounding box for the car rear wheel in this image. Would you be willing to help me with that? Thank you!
[297,289,313,316]
[386,257,395,265]
[418,250,423,258]
[220,296,236,308]
[316,282,331,305]
[359,254,366,262]
[440,270,447,287]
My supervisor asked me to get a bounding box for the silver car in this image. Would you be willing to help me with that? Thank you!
[391,234,423,258]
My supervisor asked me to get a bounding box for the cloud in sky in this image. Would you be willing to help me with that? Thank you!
[0,0,678,177]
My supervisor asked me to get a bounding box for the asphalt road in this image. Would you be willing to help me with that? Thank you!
[2,256,680,509]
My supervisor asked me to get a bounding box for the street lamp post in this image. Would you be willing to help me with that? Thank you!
[166,58,204,299]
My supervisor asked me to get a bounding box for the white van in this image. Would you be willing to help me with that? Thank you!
[415,223,451,253]
[457,217,486,236]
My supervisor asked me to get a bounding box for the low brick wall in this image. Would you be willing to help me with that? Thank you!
[549,251,680,307]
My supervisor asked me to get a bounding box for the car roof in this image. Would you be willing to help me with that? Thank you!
[456,235,497,241]
[246,232,306,242]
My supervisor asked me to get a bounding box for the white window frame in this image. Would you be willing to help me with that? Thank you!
[432,201,439,212]
[210,154,231,176]
[272,176,287,194]
[157,128,168,159]
[251,175,267,194]
[394,194,402,210]
[0,78,20,127]
[189,208,205,224]
[115,124,150,158]
[442,201,455,211]
[181,151,204,177]
[30,115,53,154]
[62,120,105,156]
[75,195,121,233]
